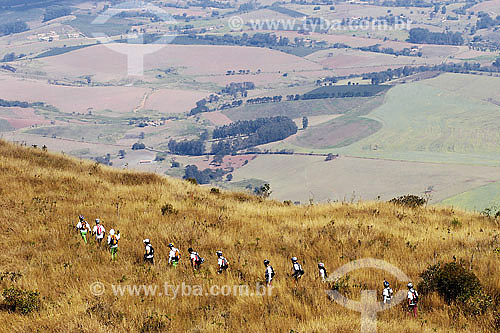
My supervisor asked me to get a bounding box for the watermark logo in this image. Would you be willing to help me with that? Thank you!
[91,0,177,76]
[90,281,273,298]
[227,16,411,32]
[325,258,410,333]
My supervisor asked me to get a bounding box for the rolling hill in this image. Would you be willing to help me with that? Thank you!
[0,140,499,332]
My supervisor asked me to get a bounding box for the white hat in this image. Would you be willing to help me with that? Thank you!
[407,282,413,289]
[143,239,150,244]
[109,229,115,236]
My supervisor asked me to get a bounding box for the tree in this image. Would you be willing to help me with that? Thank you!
[1,52,15,62]
[302,116,309,129]
[118,150,126,159]
[254,183,272,198]
[441,6,446,14]
[131,142,146,150]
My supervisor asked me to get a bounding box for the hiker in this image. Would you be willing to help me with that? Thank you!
[216,251,229,274]
[318,262,328,282]
[76,215,90,244]
[383,280,393,304]
[264,259,275,286]
[107,229,120,261]
[291,257,304,281]
[407,282,419,317]
[92,219,105,245]
[168,243,180,267]
[143,239,154,265]
[188,248,204,270]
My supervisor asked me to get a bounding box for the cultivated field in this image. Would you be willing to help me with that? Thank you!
[339,74,500,165]
[231,154,500,204]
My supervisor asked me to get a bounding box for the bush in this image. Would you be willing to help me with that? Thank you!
[418,262,491,314]
[161,203,177,215]
[2,287,41,314]
[389,194,426,208]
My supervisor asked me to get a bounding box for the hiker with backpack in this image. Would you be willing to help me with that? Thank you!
[143,239,154,265]
[318,262,328,282]
[188,248,204,270]
[92,219,105,245]
[216,251,229,274]
[168,243,180,267]
[264,259,275,286]
[383,280,393,304]
[76,215,90,244]
[407,282,419,317]
[107,229,120,261]
[291,257,304,282]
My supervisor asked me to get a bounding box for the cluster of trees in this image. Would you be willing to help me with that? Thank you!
[95,153,112,166]
[189,99,210,116]
[218,100,243,110]
[211,117,297,155]
[43,7,71,22]
[0,21,28,36]
[131,142,146,150]
[184,165,225,184]
[187,0,232,9]
[116,10,163,22]
[380,0,432,7]
[168,139,205,155]
[246,95,282,104]
[1,52,25,62]
[357,44,422,57]
[220,82,255,97]
[475,12,500,30]
[407,28,464,46]
[363,62,486,84]
[0,98,42,108]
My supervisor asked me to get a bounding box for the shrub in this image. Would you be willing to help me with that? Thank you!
[389,194,426,208]
[185,178,198,185]
[141,312,171,332]
[161,203,177,215]
[2,287,41,314]
[210,187,220,195]
[418,262,491,314]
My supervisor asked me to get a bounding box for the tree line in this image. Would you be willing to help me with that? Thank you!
[211,117,297,155]
[43,6,71,22]
[0,21,28,36]
[407,28,464,46]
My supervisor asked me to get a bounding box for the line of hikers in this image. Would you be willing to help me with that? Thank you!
[76,215,120,260]
[76,215,418,315]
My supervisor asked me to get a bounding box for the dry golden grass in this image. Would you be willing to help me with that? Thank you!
[0,140,498,332]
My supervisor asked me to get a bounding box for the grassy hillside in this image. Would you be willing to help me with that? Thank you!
[0,140,499,332]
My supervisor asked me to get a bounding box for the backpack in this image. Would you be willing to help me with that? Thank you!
[222,257,229,267]
[175,249,180,259]
[296,263,304,275]
[110,235,118,246]
[96,225,104,236]
[148,245,154,256]
[412,290,418,303]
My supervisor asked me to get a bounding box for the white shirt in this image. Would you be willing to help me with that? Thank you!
[265,266,274,281]
[145,244,153,258]
[319,267,327,280]
[383,287,393,303]
[169,247,179,263]
[107,233,120,248]
[92,225,105,239]
[190,252,199,262]
[407,289,418,305]
[76,221,89,232]
[218,256,228,267]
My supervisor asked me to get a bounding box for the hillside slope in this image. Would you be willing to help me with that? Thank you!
[0,140,498,332]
